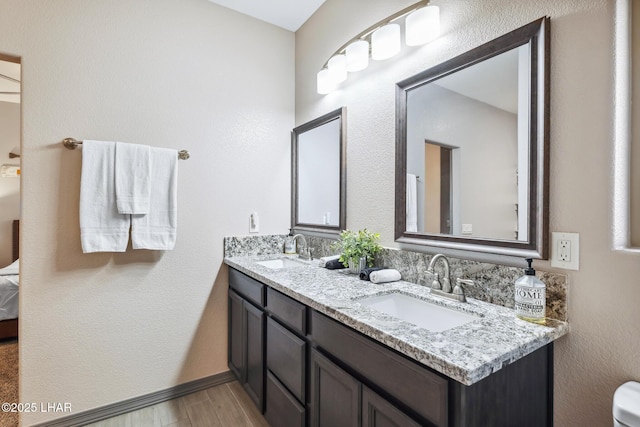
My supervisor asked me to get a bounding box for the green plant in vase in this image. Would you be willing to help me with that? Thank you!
[331,229,382,273]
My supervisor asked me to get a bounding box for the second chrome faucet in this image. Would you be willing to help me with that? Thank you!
[292,234,312,261]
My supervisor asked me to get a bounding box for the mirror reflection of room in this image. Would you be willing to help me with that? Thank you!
[297,116,341,227]
[0,55,20,427]
[405,44,530,242]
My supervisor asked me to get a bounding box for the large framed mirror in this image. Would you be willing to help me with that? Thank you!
[292,107,346,234]
[395,18,549,258]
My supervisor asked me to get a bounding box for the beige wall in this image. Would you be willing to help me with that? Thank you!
[296,0,640,425]
[0,0,293,424]
[0,101,20,266]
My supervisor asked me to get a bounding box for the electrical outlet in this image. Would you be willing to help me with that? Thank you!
[551,232,579,270]
[558,239,571,261]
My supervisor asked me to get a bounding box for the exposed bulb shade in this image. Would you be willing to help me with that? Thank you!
[371,23,401,60]
[317,69,337,94]
[346,40,369,72]
[328,54,348,83]
[405,5,440,46]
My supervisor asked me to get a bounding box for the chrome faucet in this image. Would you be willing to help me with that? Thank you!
[426,254,472,303]
[292,234,312,260]
[427,254,452,292]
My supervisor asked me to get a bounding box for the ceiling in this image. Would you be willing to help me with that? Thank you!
[0,60,20,104]
[1,1,325,104]
[206,0,325,31]
[434,46,521,114]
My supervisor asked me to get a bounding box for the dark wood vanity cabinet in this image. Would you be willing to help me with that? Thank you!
[310,310,553,427]
[228,268,553,427]
[228,268,266,411]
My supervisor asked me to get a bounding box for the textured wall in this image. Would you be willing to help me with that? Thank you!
[0,0,293,424]
[0,101,20,266]
[296,0,640,425]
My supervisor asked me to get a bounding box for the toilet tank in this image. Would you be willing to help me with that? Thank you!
[614,381,640,427]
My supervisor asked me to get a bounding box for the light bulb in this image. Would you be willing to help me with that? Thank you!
[328,54,347,83]
[346,40,369,72]
[371,23,401,60]
[317,69,336,94]
[405,5,440,46]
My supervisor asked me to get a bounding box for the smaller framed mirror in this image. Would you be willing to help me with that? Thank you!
[292,107,347,234]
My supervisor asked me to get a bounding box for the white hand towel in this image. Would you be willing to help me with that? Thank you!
[131,147,178,250]
[406,173,418,232]
[369,269,402,284]
[80,140,130,253]
[316,254,340,267]
[115,142,150,214]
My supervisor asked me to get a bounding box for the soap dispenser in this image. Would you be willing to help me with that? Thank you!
[284,229,297,254]
[514,258,546,324]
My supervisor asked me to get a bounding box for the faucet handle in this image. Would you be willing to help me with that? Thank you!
[456,278,474,287]
[453,278,474,302]
[430,272,442,290]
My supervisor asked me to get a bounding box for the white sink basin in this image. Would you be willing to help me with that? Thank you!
[255,258,306,270]
[357,292,480,332]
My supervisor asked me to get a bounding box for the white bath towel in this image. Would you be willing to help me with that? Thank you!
[316,254,340,267]
[115,142,150,214]
[369,269,402,284]
[406,173,418,232]
[80,140,130,253]
[131,147,178,250]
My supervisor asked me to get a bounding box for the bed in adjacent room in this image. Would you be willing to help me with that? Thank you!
[0,220,19,340]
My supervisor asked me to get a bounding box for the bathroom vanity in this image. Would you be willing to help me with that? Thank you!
[225,254,567,427]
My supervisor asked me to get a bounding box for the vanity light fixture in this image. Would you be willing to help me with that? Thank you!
[316,0,440,95]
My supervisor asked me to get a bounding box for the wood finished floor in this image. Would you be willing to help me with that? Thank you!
[84,381,269,427]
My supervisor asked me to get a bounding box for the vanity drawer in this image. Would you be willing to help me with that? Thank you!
[266,287,307,335]
[229,268,264,307]
[265,371,306,427]
[266,317,306,403]
[310,310,448,427]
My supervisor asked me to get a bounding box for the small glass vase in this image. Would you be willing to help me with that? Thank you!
[348,257,367,274]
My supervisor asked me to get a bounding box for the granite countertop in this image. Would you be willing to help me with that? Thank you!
[224,254,568,386]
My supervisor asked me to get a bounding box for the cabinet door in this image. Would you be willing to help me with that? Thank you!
[362,386,421,427]
[228,290,245,381]
[265,371,306,427]
[244,301,265,412]
[310,349,360,427]
[267,317,306,402]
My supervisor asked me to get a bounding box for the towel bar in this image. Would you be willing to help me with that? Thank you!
[62,138,190,160]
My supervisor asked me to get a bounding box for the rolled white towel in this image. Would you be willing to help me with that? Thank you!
[317,255,341,267]
[369,269,402,284]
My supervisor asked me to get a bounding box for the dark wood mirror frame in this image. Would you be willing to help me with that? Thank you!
[292,107,347,234]
[395,17,550,259]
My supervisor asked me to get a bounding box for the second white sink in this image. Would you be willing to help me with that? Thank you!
[357,292,480,332]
